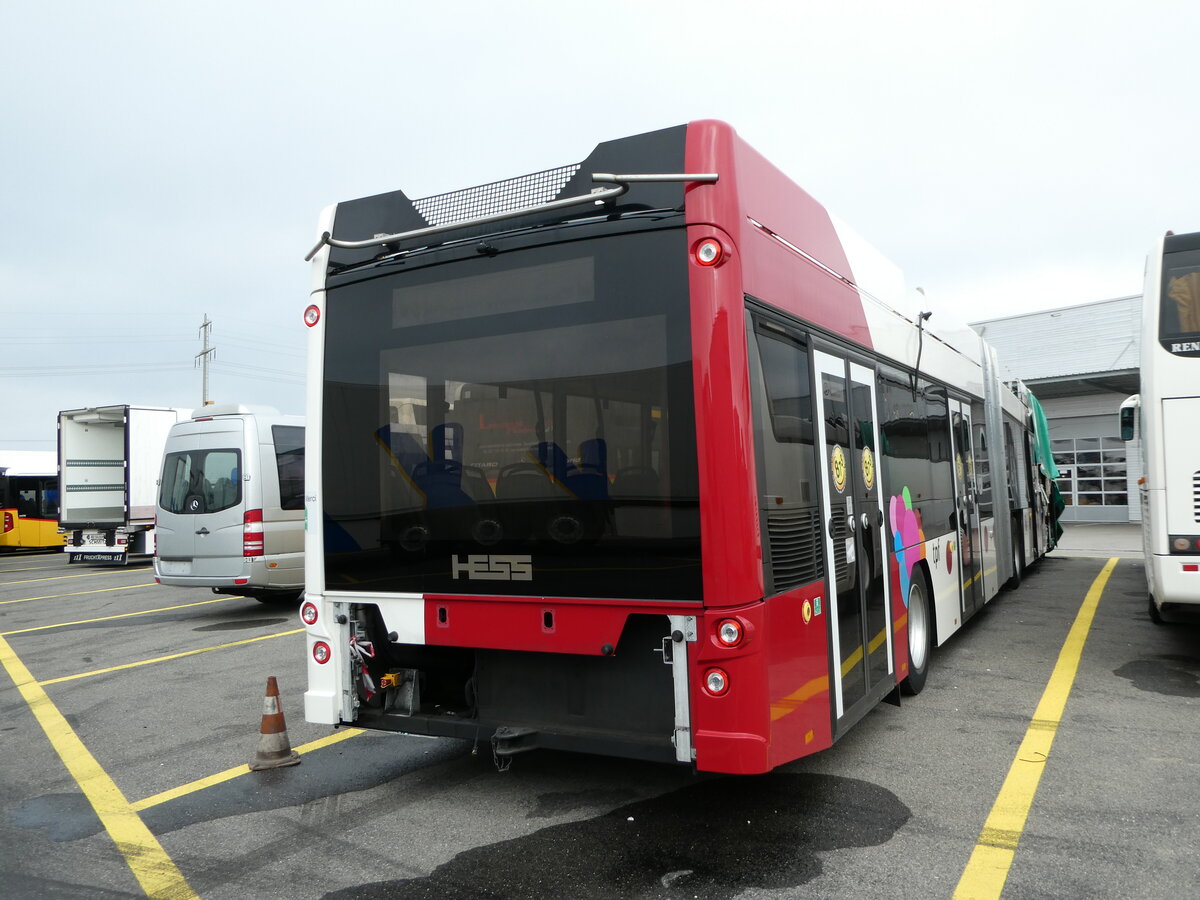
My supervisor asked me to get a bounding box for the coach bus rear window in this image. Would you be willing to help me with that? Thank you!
[322,227,701,601]
[1161,245,1200,355]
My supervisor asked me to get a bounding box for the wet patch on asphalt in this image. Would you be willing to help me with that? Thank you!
[528,787,640,819]
[192,618,290,632]
[9,735,471,842]
[326,772,910,899]
[1114,655,1200,697]
[8,793,101,841]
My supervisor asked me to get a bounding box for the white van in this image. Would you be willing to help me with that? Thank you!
[154,405,304,603]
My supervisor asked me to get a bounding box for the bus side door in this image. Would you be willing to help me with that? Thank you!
[813,350,893,734]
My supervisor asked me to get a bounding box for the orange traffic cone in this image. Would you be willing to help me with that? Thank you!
[249,676,301,770]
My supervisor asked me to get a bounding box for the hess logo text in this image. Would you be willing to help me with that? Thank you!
[451,554,533,581]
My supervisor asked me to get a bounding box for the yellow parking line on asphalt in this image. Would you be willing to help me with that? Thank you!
[0,568,144,587]
[1,595,240,635]
[0,563,69,575]
[0,582,158,606]
[131,729,365,812]
[38,629,305,686]
[0,634,198,899]
[953,557,1118,900]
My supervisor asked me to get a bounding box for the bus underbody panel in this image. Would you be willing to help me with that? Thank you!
[349,610,679,764]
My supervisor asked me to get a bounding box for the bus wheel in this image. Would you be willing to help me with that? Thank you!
[1005,538,1023,590]
[901,572,931,696]
[1148,595,1166,625]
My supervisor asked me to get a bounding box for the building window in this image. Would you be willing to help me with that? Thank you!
[1051,437,1128,507]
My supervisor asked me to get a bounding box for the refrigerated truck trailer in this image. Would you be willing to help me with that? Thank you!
[58,405,184,563]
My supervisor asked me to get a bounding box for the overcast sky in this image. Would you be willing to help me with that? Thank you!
[3,1,1197,451]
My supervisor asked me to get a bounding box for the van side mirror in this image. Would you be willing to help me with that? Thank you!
[1119,406,1135,442]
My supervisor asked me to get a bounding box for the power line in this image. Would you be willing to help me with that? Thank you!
[0,363,192,377]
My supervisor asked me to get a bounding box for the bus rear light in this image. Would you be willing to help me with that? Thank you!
[1185,564,1199,573]
[703,667,730,696]
[312,641,331,664]
[693,238,725,267]
[301,602,319,626]
[1169,535,1200,554]
[304,304,321,327]
[2,512,12,533]
[244,508,265,557]
[716,619,743,647]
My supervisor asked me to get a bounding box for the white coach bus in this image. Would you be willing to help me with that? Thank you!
[1124,230,1200,622]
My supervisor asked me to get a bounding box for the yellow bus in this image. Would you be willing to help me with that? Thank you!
[0,451,66,551]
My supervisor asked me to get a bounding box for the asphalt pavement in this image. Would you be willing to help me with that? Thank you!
[1,547,1197,899]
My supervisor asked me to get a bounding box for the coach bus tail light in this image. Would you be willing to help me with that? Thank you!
[2,512,12,533]
[703,668,730,697]
[301,601,319,626]
[304,304,321,327]
[312,641,331,664]
[693,237,726,267]
[1170,535,1200,554]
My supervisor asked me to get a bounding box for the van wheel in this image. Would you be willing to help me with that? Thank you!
[257,591,303,606]
[901,570,932,696]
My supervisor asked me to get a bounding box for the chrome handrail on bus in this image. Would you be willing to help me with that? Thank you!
[304,172,719,261]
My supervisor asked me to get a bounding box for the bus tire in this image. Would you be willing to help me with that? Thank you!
[1005,536,1023,590]
[1148,594,1166,625]
[901,566,932,696]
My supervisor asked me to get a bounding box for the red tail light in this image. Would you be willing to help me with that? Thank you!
[243,508,265,557]
[2,511,12,533]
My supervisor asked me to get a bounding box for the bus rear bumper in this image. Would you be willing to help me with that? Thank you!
[693,730,771,775]
[1152,554,1200,606]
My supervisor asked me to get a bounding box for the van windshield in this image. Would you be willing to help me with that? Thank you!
[159,449,242,514]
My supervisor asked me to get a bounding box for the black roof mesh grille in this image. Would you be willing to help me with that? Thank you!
[412,164,582,227]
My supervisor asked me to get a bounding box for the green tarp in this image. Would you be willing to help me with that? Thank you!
[1028,391,1063,547]
[1028,392,1059,479]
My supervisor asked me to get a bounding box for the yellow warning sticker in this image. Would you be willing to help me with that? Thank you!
[831,445,847,493]
[861,446,875,492]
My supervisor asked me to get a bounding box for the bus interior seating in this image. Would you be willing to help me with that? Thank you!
[531,440,610,500]
[496,461,563,500]
[569,438,609,500]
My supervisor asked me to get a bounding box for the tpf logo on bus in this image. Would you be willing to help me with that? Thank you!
[451,554,533,581]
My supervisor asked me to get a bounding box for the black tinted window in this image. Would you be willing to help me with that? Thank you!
[747,316,822,594]
[159,449,241,514]
[272,426,305,511]
[1161,245,1200,355]
[321,227,699,600]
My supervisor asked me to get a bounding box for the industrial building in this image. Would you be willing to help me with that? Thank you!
[971,296,1142,523]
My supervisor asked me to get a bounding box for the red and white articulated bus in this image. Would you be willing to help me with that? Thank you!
[301,121,1053,774]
